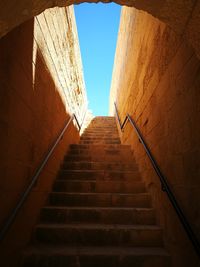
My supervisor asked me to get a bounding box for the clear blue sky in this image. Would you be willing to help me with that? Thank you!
[74,3,121,116]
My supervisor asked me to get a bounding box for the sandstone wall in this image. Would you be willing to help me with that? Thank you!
[0,6,87,266]
[110,7,200,266]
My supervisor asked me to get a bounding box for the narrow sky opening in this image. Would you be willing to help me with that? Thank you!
[74,3,121,116]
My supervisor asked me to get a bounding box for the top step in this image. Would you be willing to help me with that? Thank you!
[81,117,119,138]
[86,117,117,128]
[89,116,116,122]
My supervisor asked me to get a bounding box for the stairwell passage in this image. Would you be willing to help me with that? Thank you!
[21,117,171,267]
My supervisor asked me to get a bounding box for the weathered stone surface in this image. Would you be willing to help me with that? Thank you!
[0,5,87,267]
[22,247,171,267]
[40,206,156,224]
[20,117,170,267]
[35,223,163,246]
[1,0,200,59]
[110,7,200,267]
[52,179,145,193]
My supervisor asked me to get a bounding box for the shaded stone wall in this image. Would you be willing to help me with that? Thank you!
[0,6,87,266]
[110,7,200,266]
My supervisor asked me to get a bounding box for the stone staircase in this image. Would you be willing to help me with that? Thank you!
[21,116,171,267]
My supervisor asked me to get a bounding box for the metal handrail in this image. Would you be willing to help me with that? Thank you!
[114,102,200,257]
[73,114,81,131]
[0,112,85,241]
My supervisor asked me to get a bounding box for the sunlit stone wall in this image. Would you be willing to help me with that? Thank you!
[34,6,88,122]
[110,7,200,267]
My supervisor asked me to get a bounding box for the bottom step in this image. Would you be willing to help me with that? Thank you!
[21,246,171,267]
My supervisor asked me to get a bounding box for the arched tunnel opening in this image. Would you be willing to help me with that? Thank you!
[0,1,200,267]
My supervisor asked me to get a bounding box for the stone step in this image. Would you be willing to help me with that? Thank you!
[68,146,130,153]
[90,120,116,125]
[79,140,121,145]
[80,137,120,141]
[68,147,132,159]
[80,136,120,140]
[40,206,156,225]
[21,246,171,267]
[49,192,152,207]
[89,120,116,123]
[88,126,117,129]
[61,161,138,171]
[82,130,119,135]
[79,139,121,143]
[53,180,146,193]
[87,126,117,128]
[64,155,92,161]
[80,139,120,143]
[81,131,119,138]
[87,124,117,128]
[81,135,119,139]
[90,117,115,120]
[85,128,118,132]
[20,116,171,267]
[67,150,134,161]
[81,132,120,139]
[34,224,163,247]
[91,116,115,119]
[64,154,134,163]
[57,170,141,181]
[81,133,119,138]
[70,144,130,150]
